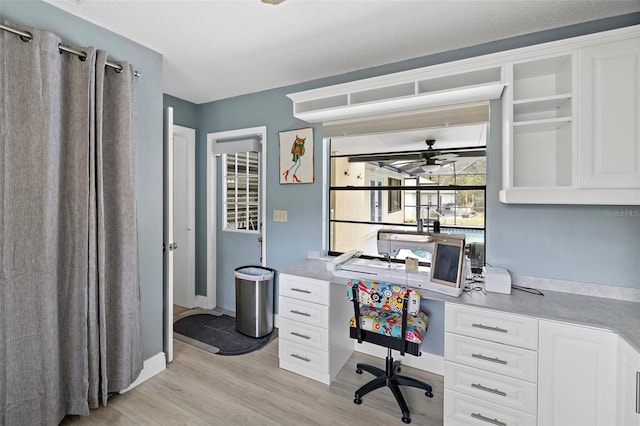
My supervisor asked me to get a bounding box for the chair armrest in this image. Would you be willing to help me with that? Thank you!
[400,291,409,356]
[351,285,363,343]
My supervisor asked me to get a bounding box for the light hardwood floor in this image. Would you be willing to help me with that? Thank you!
[62,308,444,425]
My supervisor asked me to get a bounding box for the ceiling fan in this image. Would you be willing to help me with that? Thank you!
[348,139,485,175]
[414,139,459,174]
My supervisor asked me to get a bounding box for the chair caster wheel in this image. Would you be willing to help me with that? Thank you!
[354,397,362,405]
[356,368,363,374]
[426,390,433,398]
[402,416,411,424]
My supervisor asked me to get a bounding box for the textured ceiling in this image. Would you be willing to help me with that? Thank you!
[44,0,640,105]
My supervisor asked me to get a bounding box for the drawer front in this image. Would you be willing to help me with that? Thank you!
[279,317,328,351]
[279,273,329,305]
[279,339,328,375]
[444,390,537,426]
[446,304,538,350]
[445,333,537,382]
[444,361,537,415]
[279,296,329,328]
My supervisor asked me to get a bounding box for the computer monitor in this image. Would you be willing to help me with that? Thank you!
[430,238,465,288]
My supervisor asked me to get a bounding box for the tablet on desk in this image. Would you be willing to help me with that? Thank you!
[430,238,465,289]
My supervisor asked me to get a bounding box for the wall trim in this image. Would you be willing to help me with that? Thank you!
[195,294,213,310]
[119,352,166,393]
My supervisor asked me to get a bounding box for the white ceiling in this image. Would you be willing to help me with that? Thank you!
[43,0,640,105]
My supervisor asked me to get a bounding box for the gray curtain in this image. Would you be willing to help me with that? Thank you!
[0,22,142,425]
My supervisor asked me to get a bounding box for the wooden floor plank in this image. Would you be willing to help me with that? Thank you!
[61,309,444,425]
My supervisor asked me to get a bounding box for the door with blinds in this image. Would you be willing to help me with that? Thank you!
[207,127,267,312]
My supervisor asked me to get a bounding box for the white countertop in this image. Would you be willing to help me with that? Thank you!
[282,258,640,352]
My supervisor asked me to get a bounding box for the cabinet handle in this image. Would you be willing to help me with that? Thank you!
[290,310,311,317]
[472,353,507,365]
[291,287,312,294]
[471,413,506,426]
[291,353,310,362]
[471,383,507,397]
[472,323,508,333]
[290,331,311,340]
[636,371,640,414]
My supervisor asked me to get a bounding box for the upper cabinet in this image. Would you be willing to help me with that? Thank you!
[503,53,575,190]
[578,37,640,192]
[287,25,640,205]
[500,27,640,205]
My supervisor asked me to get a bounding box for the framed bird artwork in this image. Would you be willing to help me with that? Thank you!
[279,127,314,184]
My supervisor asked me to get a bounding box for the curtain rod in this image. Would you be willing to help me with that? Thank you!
[0,23,141,78]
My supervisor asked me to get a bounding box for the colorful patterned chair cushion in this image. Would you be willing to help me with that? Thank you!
[348,279,428,344]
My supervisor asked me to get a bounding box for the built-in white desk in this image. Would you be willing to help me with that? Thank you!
[279,258,640,425]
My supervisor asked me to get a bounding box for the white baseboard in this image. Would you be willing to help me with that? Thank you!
[354,341,444,376]
[195,295,213,310]
[120,351,167,393]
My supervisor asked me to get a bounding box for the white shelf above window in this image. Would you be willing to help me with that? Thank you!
[288,66,504,123]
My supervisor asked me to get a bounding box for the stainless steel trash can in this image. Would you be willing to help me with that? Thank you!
[234,265,275,338]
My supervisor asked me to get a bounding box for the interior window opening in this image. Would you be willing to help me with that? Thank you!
[328,121,487,268]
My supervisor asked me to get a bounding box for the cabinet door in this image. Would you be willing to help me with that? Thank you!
[618,337,640,426]
[578,37,640,190]
[538,320,617,426]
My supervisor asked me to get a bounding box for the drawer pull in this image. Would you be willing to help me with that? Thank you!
[472,323,508,333]
[471,413,506,426]
[290,310,311,317]
[291,287,312,294]
[471,383,507,397]
[636,371,640,414]
[291,353,311,362]
[472,353,507,365]
[290,331,311,340]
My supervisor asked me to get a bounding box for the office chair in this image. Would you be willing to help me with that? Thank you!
[348,279,433,424]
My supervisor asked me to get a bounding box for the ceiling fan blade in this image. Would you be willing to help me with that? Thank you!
[348,152,423,163]
[396,162,424,173]
[432,153,459,161]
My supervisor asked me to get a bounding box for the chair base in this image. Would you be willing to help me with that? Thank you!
[353,348,433,424]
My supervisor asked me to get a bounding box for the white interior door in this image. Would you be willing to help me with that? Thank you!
[172,126,195,309]
[162,107,174,363]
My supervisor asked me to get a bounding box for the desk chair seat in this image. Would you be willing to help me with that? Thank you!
[348,279,433,424]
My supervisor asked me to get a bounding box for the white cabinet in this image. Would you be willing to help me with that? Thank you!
[538,320,617,426]
[502,53,575,192]
[444,304,538,425]
[277,273,353,385]
[618,338,640,426]
[578,37,640,194]
[500,27,640,205]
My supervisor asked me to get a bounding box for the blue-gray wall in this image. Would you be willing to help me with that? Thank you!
[2,1,165,360]
[164,94,198,129]
[175,12,640,313]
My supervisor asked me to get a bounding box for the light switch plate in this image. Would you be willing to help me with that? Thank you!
[273,210,288,222]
